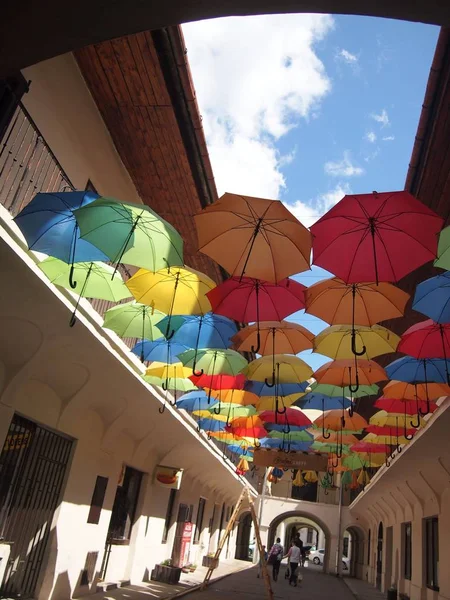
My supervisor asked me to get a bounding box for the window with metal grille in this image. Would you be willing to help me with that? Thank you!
[162,488,178,543]
[425,517,439,590]
[402,522,412,580]
[194,497,206,544]
[108,466,143,542]
[87,476,108,525]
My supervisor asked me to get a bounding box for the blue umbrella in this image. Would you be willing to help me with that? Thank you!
[245,380,309,396]
[176,390,218,412]
[258,438,312,452]
[413,271,450,323]
[228,445,254,456]
[131,339,190,363]
[294,394,352,411]
[197,418,226,435]
[385,356,450,384]
[14,191,107,288]
[157,313,237,348]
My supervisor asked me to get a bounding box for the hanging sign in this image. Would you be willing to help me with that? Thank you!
[180,522,193,567]
[253,449,328,471]
[154,465,183,489]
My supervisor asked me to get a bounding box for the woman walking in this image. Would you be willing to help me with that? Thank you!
[284,540,301,586]
[267,537,284,582]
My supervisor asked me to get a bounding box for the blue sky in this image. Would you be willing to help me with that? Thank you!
[183,15,439,371]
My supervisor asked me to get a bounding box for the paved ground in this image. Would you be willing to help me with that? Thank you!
[343,577,386,600]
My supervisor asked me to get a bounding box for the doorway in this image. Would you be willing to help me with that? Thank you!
[171,503,193,567]
[384,526,393,590]
[376,522,383,590]
[0,414,73,598]
[235,512,252,560]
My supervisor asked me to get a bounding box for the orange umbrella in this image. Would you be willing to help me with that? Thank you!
[383,380,450,401]
[194,193,311,283]
[231,320,314,355]
[313,359,387,390]
[314,409,368,433]
[226,415,267,442]
[305,278,409,326]
[312,431,359,445]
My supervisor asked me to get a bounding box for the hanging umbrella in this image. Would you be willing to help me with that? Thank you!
[434,225,450,270]
[351,441,390,454]
[357,469,372,486]
[197,418,227,437]
[311,431,359,445]
[313,359,387,391]
[190,373,246,390]
[308,382,379,399]
[132,340,190,363]
[126,266,216,339]
[303,471,318,483]
[157,313,237,353]
[142,374,197,393]
[193,409,227,422]
[74,197,184,273]
[267,430,313,442]
[265,422,308,433]
[103,301,165,342]
[314,324,400,360]
[207,277,305,353]
[204,389,258,407]
[245,380,309,396]
[194,192,311,283]
[259,408,312,428]
[413,271,450,323]
[255,394,299,411]
[14,190,107,288]
[311,441,351,455]
[176,390,218,412]
[231,321,313,355]
[398,320,450,383]
[226,416,267,444]
[314,410,368,439]
[205,403,256,425]
[310,190,443,284]
[383,380,450,400]
[363,432,411,446]
[38,257,131,326]
[374,397,437,415]
[385,356,450,384]
[178,349,247,384]
[145,362,192,391]
[293,471,305,487]
[294,394,352,411]
[243,355,312,384]
[366,424,417,440]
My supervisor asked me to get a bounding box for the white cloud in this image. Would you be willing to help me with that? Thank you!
[324,151,364,177]
[183,14,334,197]
[365,131,377,143]
[371,109,390,127]
[382,135,395,141]
[337,48,358,64]
[285,183,351,228]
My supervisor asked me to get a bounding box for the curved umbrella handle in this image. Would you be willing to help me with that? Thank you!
[196,425,201,433]
[213,403,221,415]
[275,402,287,415]
[385,455,390,468]
[410,412,421,429]
[324,487,329,496]
[348,402,354,417]
[341,415,346,429]
[331,454,339,468]
[251,330,261,354]
[283,443,290,454]
[264,373,276,388]
[254,439,261,448]
[283,422,290,435]
[159,404,166,414]
[69,313,77,328]
[418,399,430,418]
[404,424,414,440]
[351,330,366,357]
[322,424,331,439]
[69,263,77,289]
[207,433,212,441]
[242,446,248,456]
[336,443,343,459]
[348,366,360,393]
[162,380,168,391]
[193,367,204,377]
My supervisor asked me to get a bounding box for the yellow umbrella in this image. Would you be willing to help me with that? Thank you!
[126,266,216,338]
[357,469,371,486]
[369,410,422,428]
[242,354,313,383]
[202,389,259,406]
[303,470,318,483]
[363,432,411,446]
[193,410,227,421]
[209,431,236,443]
[313,324,400,360]
[145,362,192,381]
[293,471,304,486]
[255,394,300,411]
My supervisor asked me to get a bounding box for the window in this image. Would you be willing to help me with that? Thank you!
[87,476,108,524]
[162,488,178,543]
[402,522,412,580]
[307,528,313,544]
[425,517,439,590]
[108,466,143,542]
[194,498,206,544]
[218,504,225,539]
[367,529,371,565]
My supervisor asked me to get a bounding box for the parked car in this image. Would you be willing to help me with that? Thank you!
[308,549,349,570]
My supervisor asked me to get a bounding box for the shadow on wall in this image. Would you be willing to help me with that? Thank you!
[49,571,71,600]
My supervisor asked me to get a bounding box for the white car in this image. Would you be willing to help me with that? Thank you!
[308,549,349,570]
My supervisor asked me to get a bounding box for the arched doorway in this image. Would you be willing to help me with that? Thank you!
[235,512,253,561]
[268,511,331,572]
[376,522,384,589]
[344,526,366,578]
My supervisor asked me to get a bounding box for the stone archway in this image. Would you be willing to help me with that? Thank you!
[344,525,366,578]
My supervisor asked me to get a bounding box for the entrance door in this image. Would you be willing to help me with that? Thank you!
[235,513,252,561]
[0,414,73,598]
[376,522,383,590]
[172,504,191,567]
[384,526,393,590]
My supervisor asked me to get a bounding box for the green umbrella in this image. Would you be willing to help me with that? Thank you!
[342,454,369,471]
[39,257,131,326]
[178,349,248,376]
[341,470,353,486]
[308,382,379,398]
[74,198,184,273]
[103,301,165,341]
[435,225,450,270]
[311,441,351,454]
[206,403,256,424]
[268,430,312,442]
[142,375,197,393]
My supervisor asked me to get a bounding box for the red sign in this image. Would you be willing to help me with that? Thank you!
[180,522,193,567]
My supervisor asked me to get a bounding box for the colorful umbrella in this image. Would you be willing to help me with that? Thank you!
[194,192,311,282]
[245,380,309,396]
[103,301,165,345]
[231,321,313,355]
[255,394,299,411]
[398,320,450,383]
[142,374,197,393]
[14,190,106,288]
[243,354,312,384]
[385,357,450,386]
[207,276,305,352]
[190,373,246,390]
[203,389,258,406]
[303,471,319,483]
[351,441,390,454]
[156,313,237,351]
[314,410,368,436]
[145,362,192,389]
[266,430,313,442]
[313,324,400,360]
[374,397,437,416]
[176,391,218,412]
[383,380,450,400]
[132,340,190,363]
[74,197,184,272]
[310,190,443,284]
[205,403,256,424]
[308,382,379,399]
[313,359,387,391]
[226,416,267,443]
[413,271,450,323]
[38,257,130,326]
[343,454,384,470]
[434,225,450,270]
[126,266,216,338]
[178,349,247,378]
[294,394,352,411]
[259,408,312,428]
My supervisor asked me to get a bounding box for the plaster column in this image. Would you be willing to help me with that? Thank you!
[276,520,286,546]
[327,535,339,574]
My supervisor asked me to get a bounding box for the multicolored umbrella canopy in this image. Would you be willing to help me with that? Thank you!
[313,324,400,360]
[374,397,438,415]
[14,191,107,287]
[176,391,217,412]
[131,340,190,363]
[194,192,311,282]
[314,410,368,432]
[305,278,409,326]
[231,320,314,355]
[309,382,379,398]
[267,430,313,442]
[351,441,390,454]
[255,394,299,411]
[103,301,165,340]
[157,313,237,349]
[311,191,443,284]
[145,362,192,382]
[178,349,247,376]
[204,389,258,406]
[143,375,197,393]
[412,271,450,323]
[245,380,309,396]
[190,373,246,390]
[258,408,312,427]
[74,197,184,272]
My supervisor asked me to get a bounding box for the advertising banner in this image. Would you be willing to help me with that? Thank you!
[253,449,328,471]
[180,522,193,567]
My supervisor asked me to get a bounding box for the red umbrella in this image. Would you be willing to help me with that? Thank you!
[311,191,443,284]
[350,442,390,454]
[398,319,450,383]
[207,276,306,352]
[258,408,312,428]
[366,424,417,437]
[189,373,246,390]
[374,397,437,415]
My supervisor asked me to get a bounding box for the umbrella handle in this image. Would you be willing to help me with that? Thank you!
[69,263,77,289]
[242,446,248,456]
[351,330,366,356]
[193,367,204,377]
[196,424,201,433]
[283,422,290,435]
[283,444,290,454]
[348,366,360,393]
[418,400,430,418]
[159,404,166,414]
[254,439,261,448]
[410,412,421,429]
[322,424,331,439]
[69,313,77,328]
[264,373,275,388]
[166,328,175,341]
[348,402,354,417]
[207,433,212,441]
[385,455,390,468]
[324,487,329,496]
[213,403,221,415]
[336,444,343,459]
[275,403,287,415]
[331,454,339,468]
[251,330,261,354]
[162,381,168,391]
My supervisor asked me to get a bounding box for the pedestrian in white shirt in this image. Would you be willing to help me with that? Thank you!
[284,541,301,586]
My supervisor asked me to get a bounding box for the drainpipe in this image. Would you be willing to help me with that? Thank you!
[254,467,269,564]
[335,475,344,577]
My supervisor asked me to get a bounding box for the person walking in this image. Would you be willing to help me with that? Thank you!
[257,545,268,578]
[267,537,284,582]
[284,540,301,586]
